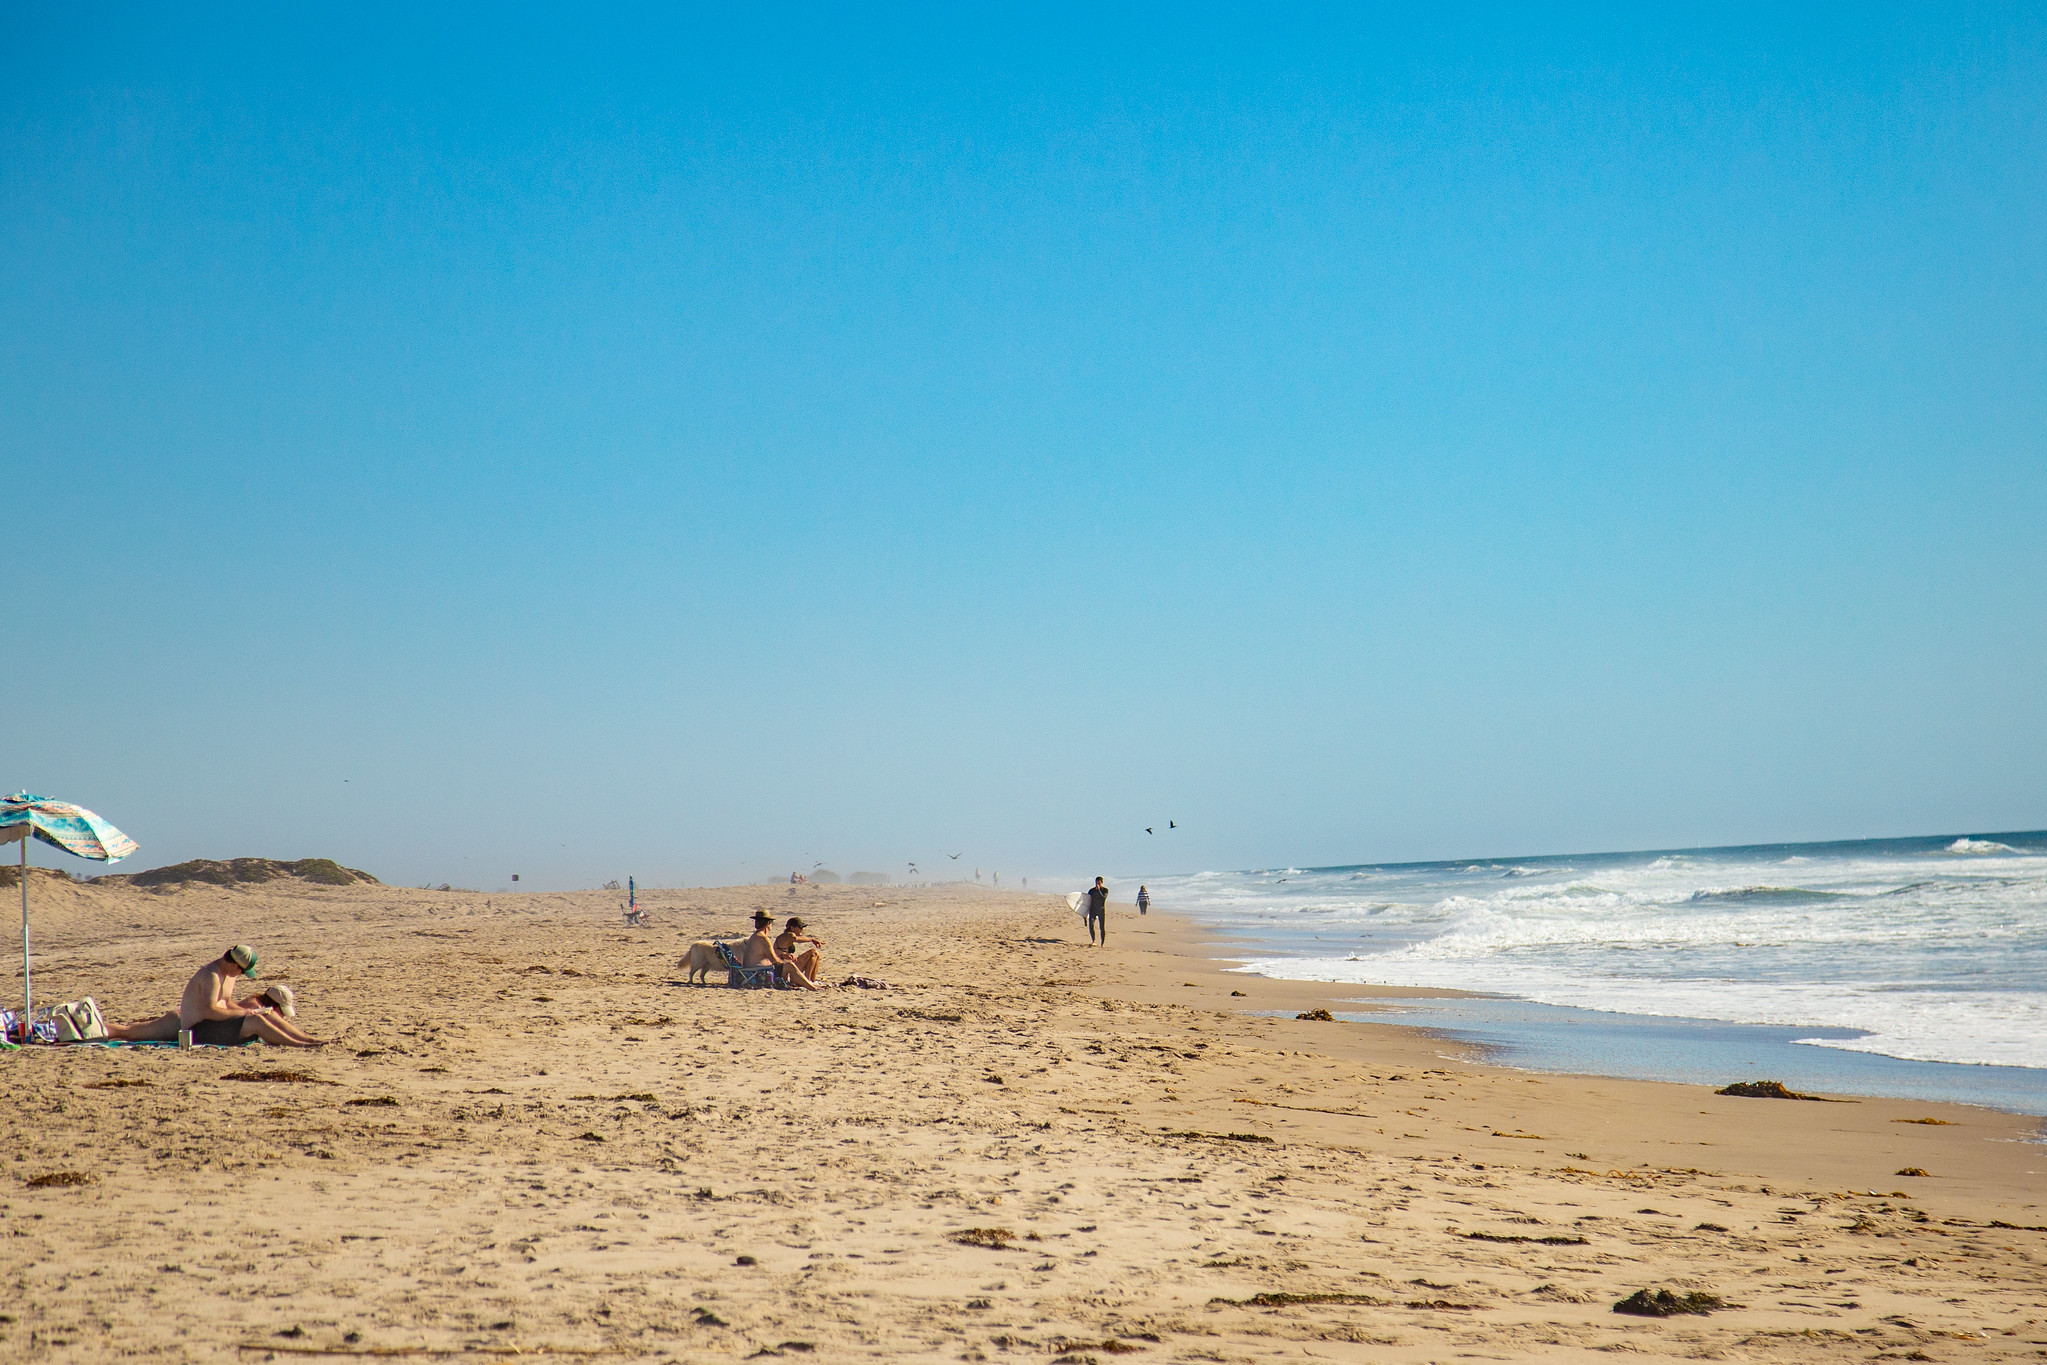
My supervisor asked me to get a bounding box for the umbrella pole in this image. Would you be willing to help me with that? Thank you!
[17,837,26,1041]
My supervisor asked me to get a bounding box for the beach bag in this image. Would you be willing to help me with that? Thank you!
[52,998,109,1042]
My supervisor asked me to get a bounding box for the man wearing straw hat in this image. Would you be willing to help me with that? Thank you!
[740,913,826,990]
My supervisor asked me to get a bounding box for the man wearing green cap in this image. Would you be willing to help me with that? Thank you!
[177,945,330,1047]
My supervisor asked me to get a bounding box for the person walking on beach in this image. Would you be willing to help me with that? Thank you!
[1085,877,1109,946]
[1136,885,1150,915]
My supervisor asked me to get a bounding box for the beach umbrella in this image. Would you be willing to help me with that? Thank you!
[1,793,137,1040]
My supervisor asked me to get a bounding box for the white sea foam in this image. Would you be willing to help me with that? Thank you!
[1150,833,2047,1072]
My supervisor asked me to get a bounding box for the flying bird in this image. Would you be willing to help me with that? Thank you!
[946,852,961,859]
[1170,820,1176,829]
[1145,828,1153,835]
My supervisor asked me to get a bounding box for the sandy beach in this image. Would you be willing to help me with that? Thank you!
[3,876,2043,1363]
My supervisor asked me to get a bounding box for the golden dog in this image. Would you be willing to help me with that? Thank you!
[680,940,724,985]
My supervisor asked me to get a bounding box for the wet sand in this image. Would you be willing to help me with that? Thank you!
[3,878,2043,1362]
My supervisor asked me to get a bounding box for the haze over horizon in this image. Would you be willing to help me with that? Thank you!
[6,6,2043,892]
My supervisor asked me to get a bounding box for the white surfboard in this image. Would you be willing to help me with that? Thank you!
[1066,891,1086,922]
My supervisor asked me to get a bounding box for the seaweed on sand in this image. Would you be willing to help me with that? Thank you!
[1714,1080,1847,1102]
[951,1228,1017,1249]
[1613,1288,1729,1316]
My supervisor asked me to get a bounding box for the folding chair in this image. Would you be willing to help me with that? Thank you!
[715,940,779,989]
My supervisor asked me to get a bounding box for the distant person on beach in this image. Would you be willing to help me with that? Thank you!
[743,913,825,989]
[1086,877,1109,946]
[775,917,825,982]
[1137,885,1150,915]
[145,946,331,1047]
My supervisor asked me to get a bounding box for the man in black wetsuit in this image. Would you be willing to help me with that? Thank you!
[1085,877,1109,946]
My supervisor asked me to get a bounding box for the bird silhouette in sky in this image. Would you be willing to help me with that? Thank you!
[946,852,961,859]
[1145,827,1153,834]
[908,862,919,874]
[1170,820,1176,828]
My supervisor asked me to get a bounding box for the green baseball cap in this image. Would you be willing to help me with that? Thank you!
[225,944,259,977]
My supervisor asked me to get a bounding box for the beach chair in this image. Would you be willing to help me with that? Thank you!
[714,940,778,989]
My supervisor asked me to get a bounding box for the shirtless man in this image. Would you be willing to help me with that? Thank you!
[741,913,825,990]
[177,945,330,1047]
[774,917,824,982]
[108,983,298,1042]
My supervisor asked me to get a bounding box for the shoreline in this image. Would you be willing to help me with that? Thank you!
[4,879,2044,1362]
[1135,902,2047,1116]
[1128,832,2047,1086]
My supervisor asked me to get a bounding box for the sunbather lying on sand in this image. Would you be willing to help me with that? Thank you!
[743,912,827,990]
[111,946,330,1047]
[109,983,299,1043]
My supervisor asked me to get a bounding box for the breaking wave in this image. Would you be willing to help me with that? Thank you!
[1144,830,2047,1071]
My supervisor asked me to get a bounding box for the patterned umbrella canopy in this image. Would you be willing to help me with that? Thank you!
[4,792,136,1043]
[1,793,138,862]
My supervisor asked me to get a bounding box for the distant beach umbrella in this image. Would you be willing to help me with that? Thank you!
[1,793,137,1041]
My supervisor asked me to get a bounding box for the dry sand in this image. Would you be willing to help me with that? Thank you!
[3,878,2044,1363]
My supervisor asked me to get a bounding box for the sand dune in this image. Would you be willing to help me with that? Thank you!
[2,880,2042,1361]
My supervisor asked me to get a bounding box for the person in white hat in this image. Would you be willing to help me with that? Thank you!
[108,956,317,1044]
[176,945,330,1047]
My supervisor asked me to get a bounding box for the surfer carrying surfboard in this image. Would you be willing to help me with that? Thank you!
[1085,877,1109,946]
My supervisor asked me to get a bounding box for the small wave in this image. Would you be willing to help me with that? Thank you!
[1947,838,2019,855]
[1687,886,1847,904]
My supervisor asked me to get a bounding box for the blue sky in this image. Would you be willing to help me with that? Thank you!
[5,5,2043,890]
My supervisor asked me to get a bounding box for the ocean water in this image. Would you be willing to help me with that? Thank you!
[1304,999,2047,1116]
[1147,831,2047,1104]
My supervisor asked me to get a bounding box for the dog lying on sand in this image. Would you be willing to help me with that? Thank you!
[680,941,723,985]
